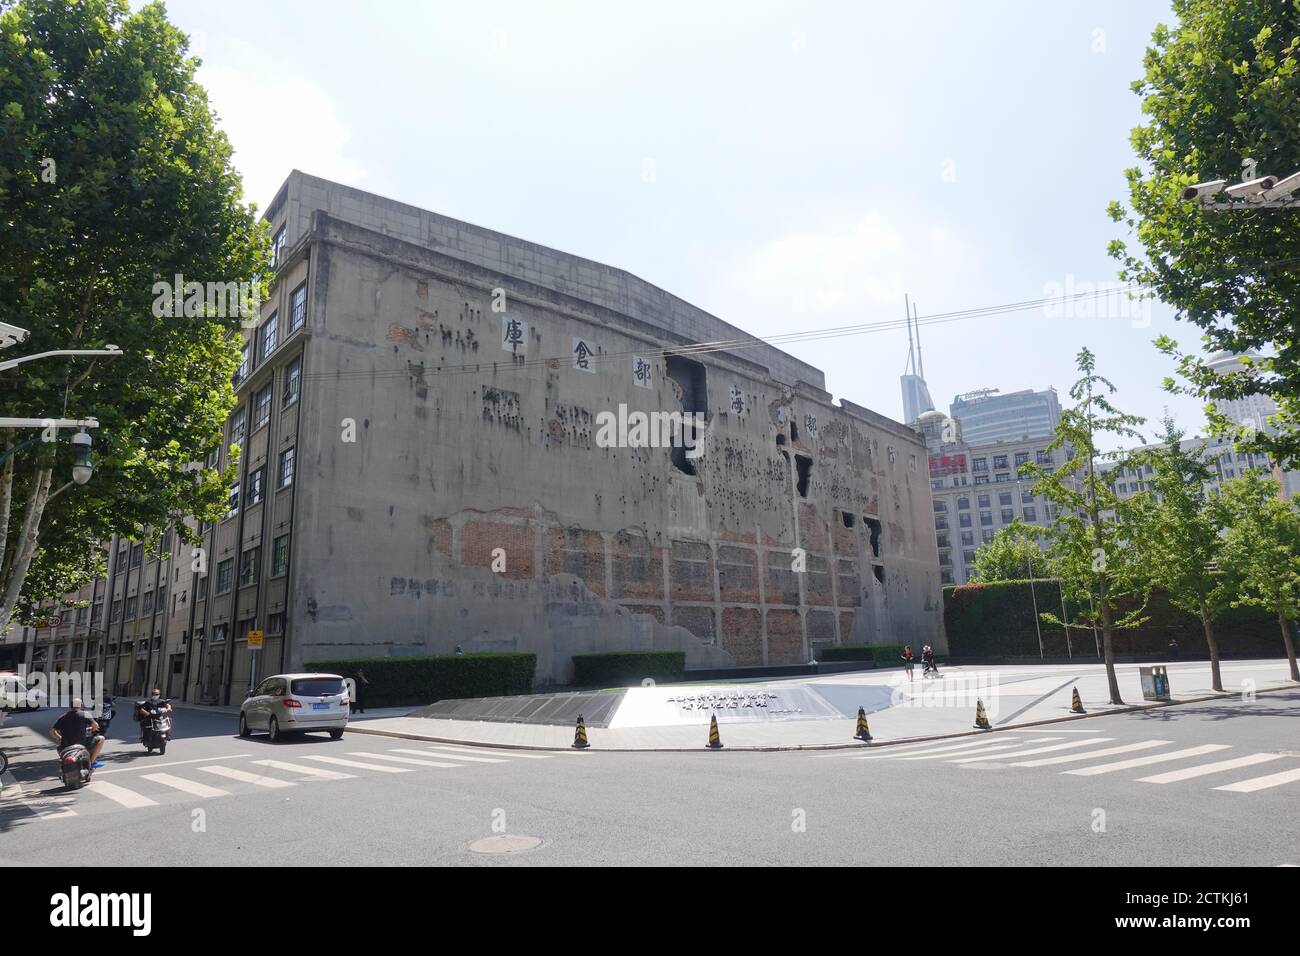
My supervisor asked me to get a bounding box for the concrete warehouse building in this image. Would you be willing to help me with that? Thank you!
[12,172,945,703]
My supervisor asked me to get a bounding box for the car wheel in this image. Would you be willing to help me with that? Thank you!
[239,714,251,738]
[329,729,344,740]
[268,716,281,743]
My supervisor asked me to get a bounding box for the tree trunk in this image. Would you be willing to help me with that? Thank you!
[1200,602,1222,692]
[0,466,53,633]
[1099,580,1123,705]
[1278,605,1300,683]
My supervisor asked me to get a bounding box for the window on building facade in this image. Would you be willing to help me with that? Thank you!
[960,530,974,547]
[1014,452,1029,467]
[1022,490,1034,503]
[1001,508,1014,524]
[259,312,279,362]
[284,356,301,406]
[999,492,1012,506]
[977,494,990,508]
[234,341,250,386]
[130,543,143,568]
[289,283,307,332]
[993,455,1008,470]
[941,569,953,585]
[230,407,246,447]
[76,606,88,624]
[268,611,286,634]
[959,513,972,528]
[279,446,295,488]
[272,534,290,576]
[933,500,947,512]
[974,475,989,485]
[91,602,103,624]
[196,575,208,600]
[142,591,153,615]
[937,534,950,549]
[962,550,976,564]
[253,383,273,431]
[980,512,993,526]
[972,458,988,472]
[934,516,948,530]
[125,596,137,620]
[981,531,994,544]
[239,546,260,587]
[1036,450,1052,465]
[227,481,240,519]
[216,559,234,594]
[271,225,287,267]
[957,496,969,510]
[246,466,265,507]
[994,473,1010,483]
[110,600,122,622]
[1023,506,1037,522]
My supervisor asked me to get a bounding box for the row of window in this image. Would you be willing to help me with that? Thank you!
[230,356,301,447]
[227,446,295,519]
[234,282,306,386]
[202,534,291,597]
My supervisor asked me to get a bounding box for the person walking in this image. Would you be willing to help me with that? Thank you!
[351,668,370,714]
[901,644,914,680]
[1166,638,1180,662]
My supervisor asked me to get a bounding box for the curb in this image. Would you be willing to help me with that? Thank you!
[341,683,1298,753]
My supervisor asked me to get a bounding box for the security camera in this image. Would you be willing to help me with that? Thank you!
[0,321,30,350]
[1182,179,1226,201]
[1262,170,1300,201]
[1223,175,1278,199]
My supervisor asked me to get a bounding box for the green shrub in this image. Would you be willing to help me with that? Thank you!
[571,651,685,686]
[819,644,904,664]
[943,581,1282,659]
[303,652,536,707]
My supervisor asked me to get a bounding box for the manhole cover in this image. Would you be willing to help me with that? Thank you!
[468,834,544,855]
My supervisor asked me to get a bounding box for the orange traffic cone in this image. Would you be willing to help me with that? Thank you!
[973,699,992,730]
[572,714,590,749]
[1070,686,1087,715]
[854,706,873,742]
[705,713,724,749]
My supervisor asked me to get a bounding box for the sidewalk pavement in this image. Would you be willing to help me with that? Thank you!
[343,658,1298,752]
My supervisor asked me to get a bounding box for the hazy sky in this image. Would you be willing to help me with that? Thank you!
[159,0,1213,448]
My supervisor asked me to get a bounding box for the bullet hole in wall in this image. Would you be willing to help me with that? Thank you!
[795,454,812,498]
[873,565,885,584]
[841,512,856,529]
[790,419,799,442]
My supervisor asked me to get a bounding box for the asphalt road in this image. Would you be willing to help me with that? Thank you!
[2,689,1298,866]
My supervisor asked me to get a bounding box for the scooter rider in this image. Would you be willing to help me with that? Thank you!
[50,698,105,767]
[137,689,171,726]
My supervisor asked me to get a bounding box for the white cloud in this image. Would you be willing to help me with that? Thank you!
[196,38,366,211]
[708,212,964,335]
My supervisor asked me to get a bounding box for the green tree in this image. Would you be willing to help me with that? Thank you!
[1108,0,1300,464]
[1216,471,1300,682]
[969,521,1052,584]
[1025,349,1149,704]
[1127,417,1234,691]
[0,0,267,631]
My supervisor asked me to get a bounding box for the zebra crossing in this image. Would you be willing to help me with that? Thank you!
[842,731,1300,794]
[0,743,568,821]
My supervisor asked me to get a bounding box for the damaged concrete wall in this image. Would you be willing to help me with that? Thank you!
[281,181,944,685]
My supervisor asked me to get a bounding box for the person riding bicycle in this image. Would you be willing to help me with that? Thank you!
[921,644,938,676]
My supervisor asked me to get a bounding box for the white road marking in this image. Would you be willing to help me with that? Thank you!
[949,738,1114,764]
[1011,740,1170,767]
[197,765,297,789]
[84,780,159,808]
[0,771,78,819]
[301,755,410,774]
[351,752,463,769]
[410,747,507,764]
[253,759,354,780]
[853,736,1029,760]
[139,773,229,798]
[1213,766,1300,793]
[1064,744,1232,776]
[898,737,1063,761]
[1136,753,1287,784]
[97,754,254,775]
[421,743,555,759]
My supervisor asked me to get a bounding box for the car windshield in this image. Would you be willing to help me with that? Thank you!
[290,678,345,696]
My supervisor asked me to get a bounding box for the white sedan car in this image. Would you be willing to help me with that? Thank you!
[239,673,349,742]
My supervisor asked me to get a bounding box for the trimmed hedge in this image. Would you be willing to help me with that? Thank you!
[572,651,685,686]
[820,643,906,665]
[943,581,1285,660]
[303,653,536,707]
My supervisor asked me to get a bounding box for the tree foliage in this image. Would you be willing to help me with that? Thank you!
[0,0,268,628]
[968,521,1052,584]
[1108,0,1300,464]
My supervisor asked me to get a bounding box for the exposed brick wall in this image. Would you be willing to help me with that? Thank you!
[672,605,716,642]
[837,558,861,607]
[545,527,606,595]
[799,502,827,551]
[765,553,801,606]
[766,608,804,664]
[622,604,664,623]
[721,607,762,665]
[461,519,534,579]
[831,511,858,556]
[423,516,454,557]
[669,539,714,602]
[803,553,834,606]
[717,545,758,603]
[807,609,836,651]
[611,531,663,600]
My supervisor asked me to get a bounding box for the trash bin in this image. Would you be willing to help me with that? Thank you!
[1139,665,1171,702]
